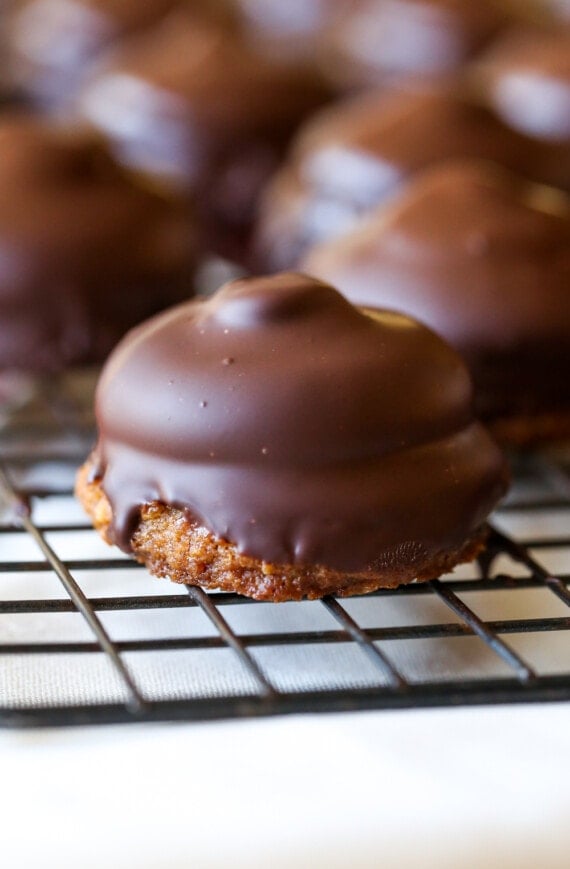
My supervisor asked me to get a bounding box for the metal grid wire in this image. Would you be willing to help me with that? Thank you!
[0,373,569,727]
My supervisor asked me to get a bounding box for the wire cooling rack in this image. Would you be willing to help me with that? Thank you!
[0,373,569,727]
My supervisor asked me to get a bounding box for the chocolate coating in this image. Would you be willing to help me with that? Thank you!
[302,161,570,422]
[93,273,506,572]
[253,82,570,271]
[0,114,197,371]
[475,26,570,141]
[231,0,352,59]
[542,0,570,22]
[79,12,332,261]
[320,0,508,91]
[7,0,234,111]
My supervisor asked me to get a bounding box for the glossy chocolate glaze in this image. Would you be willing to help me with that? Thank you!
[79,12,332,261]
[475,26,570,142]
[254,82,570,271]
[543,0,570,23]
[0,114,197,371]
[320,0,508,91]
[7,0,234,111]
[303,161,570,419]
[93,273,506,571]
[231,0,353,59]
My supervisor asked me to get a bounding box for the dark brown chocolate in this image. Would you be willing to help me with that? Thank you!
[253,81,570,271]
[93,272,506,572]
[320,0,508,91]
[545,1,570,23]
[230,0,352,59]
[0,114,197,371]
[79,12,333,262]
[0,1,16,105]
[302,161,570,421]
[475,26,570,142]
[7,0,234,111]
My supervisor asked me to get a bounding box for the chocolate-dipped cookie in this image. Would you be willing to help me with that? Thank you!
[79,11,333,262]
[474,26,570,142]
[7,0,234,112]
[76,272,507,601]
[230,0,351,60]
[253,82,570,271]
[0,114,197,371]
[303,161,570,444]
[320,0,508,92]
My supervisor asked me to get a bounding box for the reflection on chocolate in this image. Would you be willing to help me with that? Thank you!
[532,0,570,23]
[320,0,508,91]
[79,12,332,261]
[92,272,506,572]
[0,114,197,371]
[475,26,570,142]
[254,82,570,270]
[7,0,234,111]
[232,0,350,56]
[303,161,570,429]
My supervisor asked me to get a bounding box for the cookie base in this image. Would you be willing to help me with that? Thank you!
[76,461,488,602]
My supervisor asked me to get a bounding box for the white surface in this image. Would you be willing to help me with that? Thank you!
[1,459,569,867]
[1,704,569,869]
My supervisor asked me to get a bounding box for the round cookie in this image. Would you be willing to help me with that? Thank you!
[0,114,197,371]
[474,26,570,142]
[253,81,570,272]
[320,0,508,92]
[79,11,333,262]
[77,272,508,601]
[6,0,234,112]
[302,161,570,443]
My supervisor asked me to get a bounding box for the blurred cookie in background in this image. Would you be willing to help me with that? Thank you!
[0,114,198,371]
[473,26,570,142]
[317,0,509,93]
[6,0,236,112]
[229,0,353,60]
[79,9,333,264]
[302,160,570,444]
[253,80,570,271]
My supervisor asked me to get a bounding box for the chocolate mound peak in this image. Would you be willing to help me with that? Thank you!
[208,272,350,328]
[93,272,506,572]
